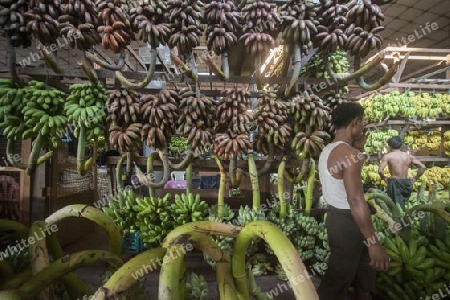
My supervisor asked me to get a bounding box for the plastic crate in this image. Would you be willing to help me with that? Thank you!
[122,230,143,254]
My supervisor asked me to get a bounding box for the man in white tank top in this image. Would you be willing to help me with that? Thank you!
[317,102,390,300]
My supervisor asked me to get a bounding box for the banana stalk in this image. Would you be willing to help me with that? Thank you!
[232,221,318,300]
[186,160,193,195]
[305,159,315,216]
[408,202,450,224]
[247,265,271,300]
[0,259,14,283]
[7,35,20,87]
[284,44,302,96]
[17,250,122,299]
[45,205,122,256]
[284,159,309,184]
[6,139,28,169]
[0,219,28,239]
[323,51,386,83]
[163,221,242,242]
[222,51,230,80]
[163,230,238,300]
[257,143,275,176]
[204,53,227,81]
[256,53,262,90]
[170,51,198,82]
[354,54,401,91]
[26,133,53,175]
[278,157,288,218]
[40,43,62,74]
[0,289,22,299]
[78,53,98,84]
[159,245,185,300]
[86,48,125,71]
[1,269,32,290]
[366,197,396,231]
[365,192,402,224]
[125,151,133,180]
[116,153,127,190]
[116,48,156,89]
[248,153,260,212]
[92,248,166,299]
[135,146,171,189]
[168,150,195,170]
[213,155,227,218]
[29,221,53,300]
[77,125,87,176]
[187,51,199,83]
[146,151,159,198]
[229,157,240,189]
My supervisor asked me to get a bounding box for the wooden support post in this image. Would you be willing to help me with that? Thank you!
[20,139,31,226]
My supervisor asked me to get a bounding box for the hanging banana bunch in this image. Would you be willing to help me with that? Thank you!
[280,0,320,96]
[64,83,107,175]
[24,0,60,46]
[0,0,32,48]
[140,90,179,150]
[95,0,133,53]
[178,88,216,156]
[0,79,29,142]
[58,0,101,50]
[213,87,253,160]
[253,92,292,155]
[204,0,240,80]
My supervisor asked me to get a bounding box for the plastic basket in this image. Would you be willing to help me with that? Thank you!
[122,230,143,254]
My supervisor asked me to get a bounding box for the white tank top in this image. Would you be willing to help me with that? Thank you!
[318,141,351,209]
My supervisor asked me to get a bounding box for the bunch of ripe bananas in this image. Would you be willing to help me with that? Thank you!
[405,130,441,151]
[344,0,384,57]
[106,88,141,126]
[363,129,398,154]
[64,83,107,139]
[280,0,319,55]
[314,0,348,54]
[140,89,179,150]
[178,88,216,154]
[167,0,203,54]
[214,87,253,160]
[171,193,209,226]
[58,0,101,50]
[300,49,349,78]
[102,189,140,235]
[253,92,292,155]
[134,193,174,248]
[96,0,133,53]
[0,79,26,140]
[436,93,450,117]
[130,0,171,48]
[322,89,349,111]
[22,80,68,150]
[444,130,450,156]
[361,163,384,188]
[204,0,239,55]
[186,273,209,300]
[414,93,443,119]
[0,0,32,47]
[24,0,60,45]
[240,0,280,55]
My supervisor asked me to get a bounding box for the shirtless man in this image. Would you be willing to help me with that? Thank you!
[378,136,426,210]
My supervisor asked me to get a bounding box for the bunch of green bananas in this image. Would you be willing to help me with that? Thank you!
[414,93,443,119]
[300,49,349,78]
[134,193,174,248]
[171,193,209,227]
[444,130,450,156]
[363,129,398,154]
[186,272,209,300]
[292,213,320,262]
[314,221,330,267]
[0,79,28,141]
[265,203,297,255]
[274,262,288,281]
[361,163,384,188]
[102,189,140,235]
[235,206,267,256]
[247,253,274,277]
[436,93,450,117]
[21,80,68,150]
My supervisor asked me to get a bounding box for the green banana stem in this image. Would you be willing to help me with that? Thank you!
[0,289,22,299]
[186,160,193,195]
[354,54,401,90]
[29,221,53,300]
[125,151,133,180]
[232,221,318,300]
[407,202,450,223]
[116,48,156,89]
[248,153,260,212]
[78,54,98,84]
[92,248,166,299]
[285,43,302,97]
[280,44,291,77]
[247,265,271,300]
[305,159,315,216]
[45,227,92,299]
[0,219,28,239]
[116,153,127,190]
[366,198,396,230]
[1,269,32,290]
[39,43,62,74]
[164,230,238,300]
[229,157,238,188]
[170,51,198,82]
[257,143,275,176]
[159,245,184,300]
[323,51,386,82]
[86,48,125,71]
[256,53,262,90]
[0,259,14,283]
[6,139,27,169]
[136,146,171,189]
[26,133,45,175]
[204,53,227,81]
[146,152,159,198]
[7,35,20,86]
[45,205,122,256]
[365,192,402,224]
[36,150,53,165]
[278,157,287,218]
[213,156,227,218]
[222,51,230,80]
[17,250,122,299]
[187,51,199,82]
[77,125,87,176]
[168,150,195,170]
[284,159,309,184]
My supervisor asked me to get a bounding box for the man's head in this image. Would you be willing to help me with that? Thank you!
[387,136,402,150]
[331,102,364,129]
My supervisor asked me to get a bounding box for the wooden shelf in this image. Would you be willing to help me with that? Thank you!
[369,155,450,162]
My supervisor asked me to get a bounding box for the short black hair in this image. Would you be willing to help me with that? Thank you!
[387,136,402,149]
[331,102,364,130]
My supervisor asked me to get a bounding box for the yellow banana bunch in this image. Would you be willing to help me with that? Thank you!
[364,129,398,154]
[443,130,450,156]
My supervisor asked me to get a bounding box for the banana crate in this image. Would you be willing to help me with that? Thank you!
[122,230,143,254]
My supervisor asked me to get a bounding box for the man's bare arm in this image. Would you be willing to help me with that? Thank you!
[378,156,389,182]
[344,148,389,271]
[411,156,426,182]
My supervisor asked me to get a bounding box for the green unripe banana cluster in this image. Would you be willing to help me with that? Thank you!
[0,79,28,141]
